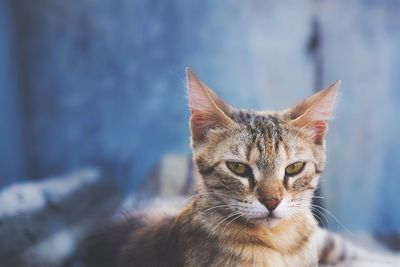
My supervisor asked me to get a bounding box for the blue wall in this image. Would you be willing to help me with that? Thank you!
[0,0,26,185]
[1,0,400,233]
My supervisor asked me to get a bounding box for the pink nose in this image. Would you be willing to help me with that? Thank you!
[259,198,281,212]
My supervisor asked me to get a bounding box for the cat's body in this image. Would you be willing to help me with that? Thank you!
[84,69,367,267]
[84,198,363,267]
[85,202,321,267]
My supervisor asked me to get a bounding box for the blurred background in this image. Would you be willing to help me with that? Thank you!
[1,0,400,266]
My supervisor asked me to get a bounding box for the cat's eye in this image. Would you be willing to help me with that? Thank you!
[226,162,252,177]
[285,162,305,176]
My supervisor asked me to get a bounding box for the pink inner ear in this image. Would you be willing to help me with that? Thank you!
[188,81,214,114]
[303,87,337,122]
[292,117,329,145]
[190,113,221,138]
[312,120,328,144]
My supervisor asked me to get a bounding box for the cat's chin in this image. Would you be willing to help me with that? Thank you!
[252,216,282,228]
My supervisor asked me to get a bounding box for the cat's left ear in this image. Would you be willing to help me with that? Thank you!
[186,68,236,142]
[286,81,341,145]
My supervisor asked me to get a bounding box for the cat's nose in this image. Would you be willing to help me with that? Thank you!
[259,198,281,212]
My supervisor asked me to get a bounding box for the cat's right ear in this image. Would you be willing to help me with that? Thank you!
[186,68,236,142]
[286,81,340,145]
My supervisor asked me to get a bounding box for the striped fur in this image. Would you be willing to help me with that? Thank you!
[83,70,371,267]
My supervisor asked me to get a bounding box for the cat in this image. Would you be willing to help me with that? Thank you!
[83,69,370,267]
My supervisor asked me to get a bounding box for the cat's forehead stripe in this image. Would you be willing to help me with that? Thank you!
[235,111,283,148]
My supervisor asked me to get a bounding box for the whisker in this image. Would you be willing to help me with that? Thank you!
[210,211,242,235]
[311,208,329,229]
[310,204,352,234]
[221,213,243,236]
[196,204,242,217]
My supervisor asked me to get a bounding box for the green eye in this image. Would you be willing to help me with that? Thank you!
[226,162,252,177]
[285,162,305,176]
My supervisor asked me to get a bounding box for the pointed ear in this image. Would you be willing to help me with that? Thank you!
[186,68,236,142]
[286,81,340,145]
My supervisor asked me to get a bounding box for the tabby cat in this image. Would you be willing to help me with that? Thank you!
[84,69,368,267]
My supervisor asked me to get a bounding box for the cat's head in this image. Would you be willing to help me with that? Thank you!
[187,68,340,228]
